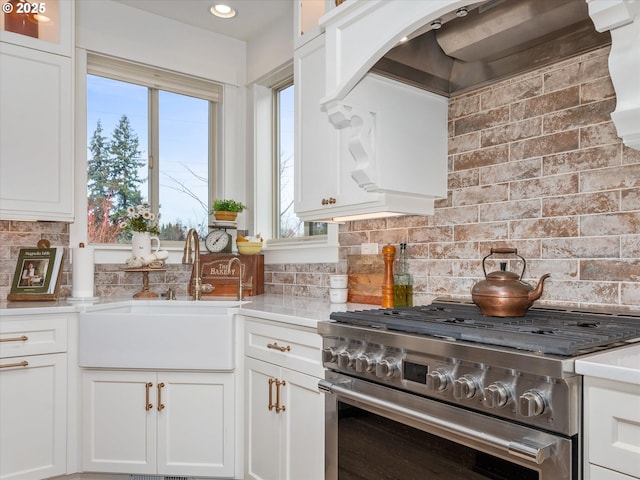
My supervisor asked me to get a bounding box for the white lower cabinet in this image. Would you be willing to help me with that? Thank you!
[0,353,67,480]
[584,377,640,479]
[0,314,69,480]
[82,369,234,477]
[243,317,325,480]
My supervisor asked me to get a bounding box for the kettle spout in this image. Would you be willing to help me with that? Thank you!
[528,274,551,302]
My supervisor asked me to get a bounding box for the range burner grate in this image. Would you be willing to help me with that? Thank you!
[329,302,640,356]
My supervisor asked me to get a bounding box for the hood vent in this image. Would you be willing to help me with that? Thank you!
[371,0,611,97]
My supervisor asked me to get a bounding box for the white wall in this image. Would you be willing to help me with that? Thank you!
[246,6,293,85]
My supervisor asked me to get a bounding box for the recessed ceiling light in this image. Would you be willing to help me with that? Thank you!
[431,19,442,30]
[210,4,236,19]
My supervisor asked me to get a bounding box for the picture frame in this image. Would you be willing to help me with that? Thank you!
[7,243,65,301]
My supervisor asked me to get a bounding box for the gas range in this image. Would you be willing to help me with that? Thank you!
[318,301,640,436]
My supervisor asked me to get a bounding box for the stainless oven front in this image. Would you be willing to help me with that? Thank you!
[320,371,578,480]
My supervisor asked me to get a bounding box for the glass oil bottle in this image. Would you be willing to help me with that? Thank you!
[393,242,413,307]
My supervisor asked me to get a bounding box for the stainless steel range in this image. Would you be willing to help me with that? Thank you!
[318,301,640,480]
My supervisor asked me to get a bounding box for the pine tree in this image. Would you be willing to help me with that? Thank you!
[87,115,145,243]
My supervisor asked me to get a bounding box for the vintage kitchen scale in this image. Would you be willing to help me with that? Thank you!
[204,221,236,253]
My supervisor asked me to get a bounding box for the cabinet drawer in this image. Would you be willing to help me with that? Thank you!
[590,465,637,480]
[244,319,323,377]
[587,379,640,478]
[0,317,67,358]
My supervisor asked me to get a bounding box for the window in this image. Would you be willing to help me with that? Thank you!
[274,81,327,238]
[86,54,220,244]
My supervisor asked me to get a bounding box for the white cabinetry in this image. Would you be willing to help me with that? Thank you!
[82,369,234,477]
[243,317,325,480]
[0,0,74,222]
[0,315,68,480]
[584,377,640,479]
[294,35,447,222]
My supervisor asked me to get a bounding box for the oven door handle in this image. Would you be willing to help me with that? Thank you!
[319,379,554,465]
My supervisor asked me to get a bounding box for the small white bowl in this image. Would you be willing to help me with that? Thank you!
[329,288,348,304]
[330,274,348,289]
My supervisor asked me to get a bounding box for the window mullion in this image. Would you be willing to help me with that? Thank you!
[148,88,160,215]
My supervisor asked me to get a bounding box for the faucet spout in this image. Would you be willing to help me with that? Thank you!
[183,229,213,300]
[228,257,245,301]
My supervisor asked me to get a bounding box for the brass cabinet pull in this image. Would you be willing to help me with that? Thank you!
[268,378,275,411]
[0,360,29,369]
[145,382,153,411]
[321,197,337,206]
[157,382,165,411]
[275,379,286,413]
[267,342,291,352]
[0,335,28,343]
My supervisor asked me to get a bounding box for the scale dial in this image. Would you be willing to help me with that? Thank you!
[205,229,231,253]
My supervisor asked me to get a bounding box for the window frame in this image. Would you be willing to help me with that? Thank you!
[85,53,220,248]
[252,64,339,264]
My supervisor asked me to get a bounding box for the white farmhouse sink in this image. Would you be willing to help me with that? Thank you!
[79,300,246,370]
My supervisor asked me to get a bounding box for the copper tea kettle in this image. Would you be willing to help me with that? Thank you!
[471,248,550,317]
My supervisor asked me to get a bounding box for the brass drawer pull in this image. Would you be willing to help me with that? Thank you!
[267,342,291,352]
[0,360,29,369]
[275,379,286,413]
[0,335,28,343]
[157,382,165,411]
[145,382,153,411]
[268,378,275,411]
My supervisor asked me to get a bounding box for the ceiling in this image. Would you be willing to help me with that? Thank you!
[112,0,292,42]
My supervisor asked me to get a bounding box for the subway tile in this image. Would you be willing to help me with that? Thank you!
[581,259,640,281]
[581,212,640,236]
[449,94,480,120]
[509,217,579,239]
[454,106,510,136]
[580,122,620,148]
[544,99,616,134]
[479,199,540,222]
[510,173,578,201]
[453,183,509,207]
[580,163,640,193]
[510,130,579,160]
[511,86,580,121]
[480,158,541,185]
[454,222,509,242]
[453,144,509,171]
[481,118,542,148]
[543,144,620,176]
[542,191,618,217]
[480,76,543,110]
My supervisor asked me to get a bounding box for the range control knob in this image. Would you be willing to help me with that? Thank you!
[484,382,510,408]
[453,375,478,400]
[426,369,450,392]
[337,350,356,369]
[321,347,339,364]
[375,357,398,378]
[519,390,547,417]
[355,354,376,373]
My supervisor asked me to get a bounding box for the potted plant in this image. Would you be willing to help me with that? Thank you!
[212,199,247,221]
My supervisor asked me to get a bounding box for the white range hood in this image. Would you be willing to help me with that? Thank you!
[319,0,640,151]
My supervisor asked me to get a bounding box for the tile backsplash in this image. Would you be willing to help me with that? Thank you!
[2,46,639,309]
[342,46,640,309]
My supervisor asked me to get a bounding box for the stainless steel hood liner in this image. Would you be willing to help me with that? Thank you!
[372,0,611,96]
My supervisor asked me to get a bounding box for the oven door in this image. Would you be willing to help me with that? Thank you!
[320,372,578,480]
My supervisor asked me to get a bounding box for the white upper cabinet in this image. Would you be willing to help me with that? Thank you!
[0,42,73,222]
[0,0,74,222]
[294,34,447,222]
[0,0,73,56]
[294,0,335,48]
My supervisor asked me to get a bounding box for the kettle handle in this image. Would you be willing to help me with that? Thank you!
[482,248,526,280]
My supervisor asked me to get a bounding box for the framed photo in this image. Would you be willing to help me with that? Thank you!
[8,247,64,301]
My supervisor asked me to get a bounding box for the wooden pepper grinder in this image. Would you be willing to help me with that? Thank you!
[382,244,396,308]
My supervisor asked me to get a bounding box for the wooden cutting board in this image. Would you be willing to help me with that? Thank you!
[347,254,383,305]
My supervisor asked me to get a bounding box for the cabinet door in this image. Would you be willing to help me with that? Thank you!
[281,368,324,480]
[157,371,234,478]
[82,370,156,474]
[0,353,66,480]
[245,357,283,480]
[0,42,73,221]
[294,34,339,215]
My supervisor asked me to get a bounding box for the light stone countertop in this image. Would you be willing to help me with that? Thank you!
[575,343,640,385]
[0,294,379,330]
